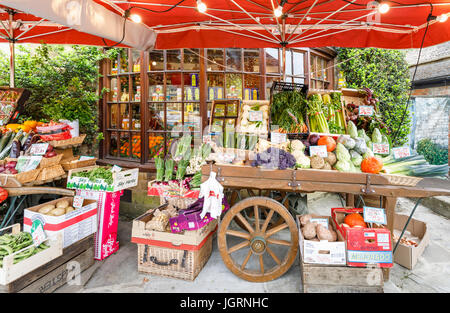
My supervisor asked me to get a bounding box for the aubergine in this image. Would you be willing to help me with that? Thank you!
[9,139,21,158]
[22,133,40,152]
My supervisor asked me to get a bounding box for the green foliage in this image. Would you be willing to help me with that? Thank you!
[336,48,412,146]
[0,44,117,153]
[417,138,448,165]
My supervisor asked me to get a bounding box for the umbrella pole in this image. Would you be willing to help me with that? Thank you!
[8,10,15,88]
[282,46,286,82]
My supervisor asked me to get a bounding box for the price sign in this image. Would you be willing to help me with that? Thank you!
[359,105,374,116]
[248,110,263,122]
[310,218,329,229]
[72,196,84,209]
[392,147,411,159]
[363,206,387,225]
[271,132,287,144]
[79,156,95,161]
[31,220,47,247]
[30,143,49,156]
[372,143,390,155]
[309,145,328,158]
[111,165,122,173]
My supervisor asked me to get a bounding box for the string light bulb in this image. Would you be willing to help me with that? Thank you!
[130,14,141,23]
[197,0,207,13]
[378,2,390,14]
[437,13,448,23]
[274,6,283,17]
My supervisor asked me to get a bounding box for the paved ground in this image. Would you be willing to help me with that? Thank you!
[56,193,450,293]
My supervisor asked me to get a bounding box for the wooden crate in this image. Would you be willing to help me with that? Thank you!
[0,235,95,293]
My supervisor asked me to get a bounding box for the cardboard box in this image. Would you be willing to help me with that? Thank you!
[75,189,123,260]
[66,166,139,192]
[297,215,346,265]
[393,213,430,270]
[332,208,393,268]
[132,205,217,249]
[23,197,97,249]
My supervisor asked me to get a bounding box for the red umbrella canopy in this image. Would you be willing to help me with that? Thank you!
[94,0,450,49]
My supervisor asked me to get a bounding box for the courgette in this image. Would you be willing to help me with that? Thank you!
[0,131,12,152]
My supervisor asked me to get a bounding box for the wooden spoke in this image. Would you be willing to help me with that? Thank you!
[265,223,288,238]
[265,246,281,265]
[267,238,292,246]
[260,209,274,233]
[254,205,260,232]
[228,240,250,254]
[241,249,252,270]
[226,229,251,240]
[235,212,255,234]
[259,255,264,274]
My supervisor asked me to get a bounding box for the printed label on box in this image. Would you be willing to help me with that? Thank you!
[309,145,328,158]
[363,206,387,225]
[392,146,411,159]
[347,250,393,264]
[359,105,374,116]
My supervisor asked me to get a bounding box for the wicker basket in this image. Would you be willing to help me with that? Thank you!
[0,168,41,186]
[61,156,97,171]
[35,164,66,183]
[137,235,213,281]
[38,154,63,169]
[47,134,86,149]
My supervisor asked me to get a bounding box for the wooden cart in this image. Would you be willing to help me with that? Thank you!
[201,164,450,283]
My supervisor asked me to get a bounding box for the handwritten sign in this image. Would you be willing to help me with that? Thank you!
[79,156,95,161]
[392,146,411,159]
[271,132,287,144]
[363,206,387,225]
[310,218,329,229]
[248,110,263,122]
[31,220,47,247]
[309,145,328,158]
[359,105,374,116]
[372,143,390,155]
[72,196,84,209]
[30,143,49,156]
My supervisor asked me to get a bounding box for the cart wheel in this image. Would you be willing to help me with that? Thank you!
[218,196,299,282]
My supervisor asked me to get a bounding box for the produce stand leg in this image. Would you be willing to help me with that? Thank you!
[382,196,397,282]
[345,193,355,207]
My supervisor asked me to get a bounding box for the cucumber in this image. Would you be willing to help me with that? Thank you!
[20,132,30,146]
[0,131,12,153]
[0,132,20,160]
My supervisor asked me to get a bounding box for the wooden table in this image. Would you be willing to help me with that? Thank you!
[202,164,450,283]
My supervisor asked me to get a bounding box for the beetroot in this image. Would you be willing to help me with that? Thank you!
[308,134,320,146]
[5,161,17,169]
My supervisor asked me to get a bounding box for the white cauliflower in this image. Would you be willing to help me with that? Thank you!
[292,150,311,169]
[290,140,305,153]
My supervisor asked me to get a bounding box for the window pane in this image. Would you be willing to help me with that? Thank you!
[119,103,130,130]
[317,57,323,80]
[109,103,118,129]
[285,50,293,76]
[166,49,181,70]
[184,73,200,101]
[131,104,141,130]
[166,73,182,101]
[109,132,119,156]
[148,73,164,102]
[294,77,305,84]
[149,103,165,130]
[265,76,280,99]
[226,73,242,99]
[119,76,129,102]
[131,50,141,73]
[119,49,128,73]
[119,132,130,158]
[293,52,304,76]
[322,59,328,81]
[131,74,141,102]
[244,74,260,100]
[265,48,279,73]
[207,49,224,71]
[131,134,141,159]
[184,102,201,133]
[226,48,242,71]
[207,73,225,100]
[149,50,164,71]
[148,132,165,158]
[244,49,259,72]
[109,77,118,102]
[183,49,200,71]
[166,103,183,131]
[110,57,118,75]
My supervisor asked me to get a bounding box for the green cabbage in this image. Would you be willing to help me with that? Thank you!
[363,148,374,159]
[336,143,351,162]
[347,121,358,138]
[335,160,351,172]
[372,128,382,144]
[353,137,367,155]
[350,150,363,166]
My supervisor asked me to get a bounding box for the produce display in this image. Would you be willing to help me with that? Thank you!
[299,214,337,242]
[37,199,75,216]
[70,167,114,185]
[238,102,269,134]
[271,90,308,134]
[0,231,49,267]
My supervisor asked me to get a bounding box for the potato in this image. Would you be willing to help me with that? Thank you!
[56,200,69,209]
[38,204,55,214]
[316,225,336,242]
[300,214,312,226]
[65,206,75,214]
[302,222,317,239]
[50,208,66,216]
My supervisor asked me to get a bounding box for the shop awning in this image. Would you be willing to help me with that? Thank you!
[80,0,450,50]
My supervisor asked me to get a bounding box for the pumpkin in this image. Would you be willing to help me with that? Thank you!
[317,136,336,152]
[344,213,367,228]
[361,156,383,174]
[6,124,21,131]
[23,120,38,129]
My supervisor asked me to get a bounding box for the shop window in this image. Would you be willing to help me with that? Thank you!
[244,49,260,72]
[149,50,164,71]
[207,49,224,71]
[310,54,331,90]
[265,48,280,73]
[226,48,242,71]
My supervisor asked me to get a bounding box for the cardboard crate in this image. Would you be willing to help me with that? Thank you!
[393,213,430,270]
[66,165,138,192]
[297,215,346,266]
[136,232,213,281]
[23,196,97,249]
[132,204,218,248]
[331,208,393,268]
